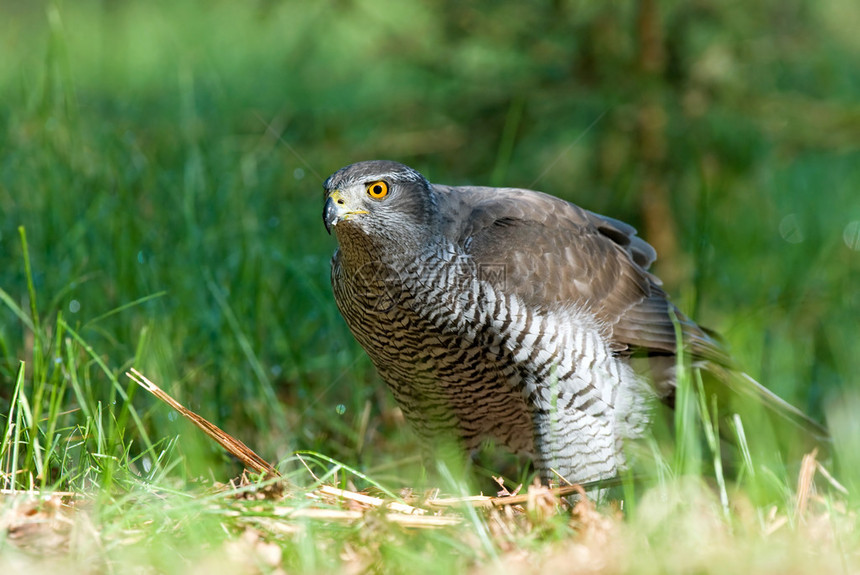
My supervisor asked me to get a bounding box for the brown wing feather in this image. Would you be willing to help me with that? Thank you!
[434,184,730,366]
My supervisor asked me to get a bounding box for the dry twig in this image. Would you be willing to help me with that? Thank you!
[126,368,280,478]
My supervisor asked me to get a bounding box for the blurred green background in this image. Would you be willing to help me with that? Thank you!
[1,0,859,487]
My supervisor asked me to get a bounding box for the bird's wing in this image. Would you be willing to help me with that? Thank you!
[434,184,729,366]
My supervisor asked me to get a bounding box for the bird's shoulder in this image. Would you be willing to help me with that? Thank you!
[432,184,657,273]
[429,183,727,364]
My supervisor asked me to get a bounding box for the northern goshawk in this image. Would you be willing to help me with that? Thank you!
[322,160,823,485]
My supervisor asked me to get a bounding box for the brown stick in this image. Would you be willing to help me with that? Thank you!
[126,368,280,478]
[794,448,818,519]
[316,485,425,515]
[428,483,587,509]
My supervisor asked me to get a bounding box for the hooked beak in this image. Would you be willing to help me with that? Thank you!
[323,195,338,235]
[323,190,367,235]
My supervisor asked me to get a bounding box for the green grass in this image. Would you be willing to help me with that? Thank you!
[2,0,860,572]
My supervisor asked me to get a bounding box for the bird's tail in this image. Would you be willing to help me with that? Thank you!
[703,362,830,447]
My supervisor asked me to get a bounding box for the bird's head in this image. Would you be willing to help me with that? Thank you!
[322,161,438,248]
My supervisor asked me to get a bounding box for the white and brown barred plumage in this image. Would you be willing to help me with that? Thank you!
[322,160,825,484]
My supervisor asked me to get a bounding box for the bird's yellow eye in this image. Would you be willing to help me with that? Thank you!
[366,180,389,199]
